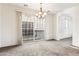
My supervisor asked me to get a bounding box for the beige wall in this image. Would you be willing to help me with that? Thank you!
[0,4,23,47]
[45,14,55,40]
[71,6,79,47]
[0,5,2,47]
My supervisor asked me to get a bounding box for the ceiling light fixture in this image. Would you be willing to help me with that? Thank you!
[35,3,47,19]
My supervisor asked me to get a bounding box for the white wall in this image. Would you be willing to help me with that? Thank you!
[0,4,23,47]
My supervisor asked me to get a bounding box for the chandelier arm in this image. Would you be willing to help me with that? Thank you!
[40,3,43,12]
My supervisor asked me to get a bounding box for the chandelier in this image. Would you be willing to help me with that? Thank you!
[35,3,47,19]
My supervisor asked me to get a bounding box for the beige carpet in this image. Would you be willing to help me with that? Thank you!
[0,38,79,56]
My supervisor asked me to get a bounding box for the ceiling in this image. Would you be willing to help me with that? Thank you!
[8,3,79,14]
[27,3,79,14]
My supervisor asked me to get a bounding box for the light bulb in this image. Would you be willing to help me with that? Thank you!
[35,14,38,16]
[39,12,42,15]
[44,12,47,16]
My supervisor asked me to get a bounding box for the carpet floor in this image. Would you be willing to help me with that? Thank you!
[0,38,79,56]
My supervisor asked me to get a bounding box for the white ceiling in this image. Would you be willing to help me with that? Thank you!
[7,3,79,14]
[27,3,79,13]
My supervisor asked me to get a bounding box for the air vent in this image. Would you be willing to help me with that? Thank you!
[24,4,28,7]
